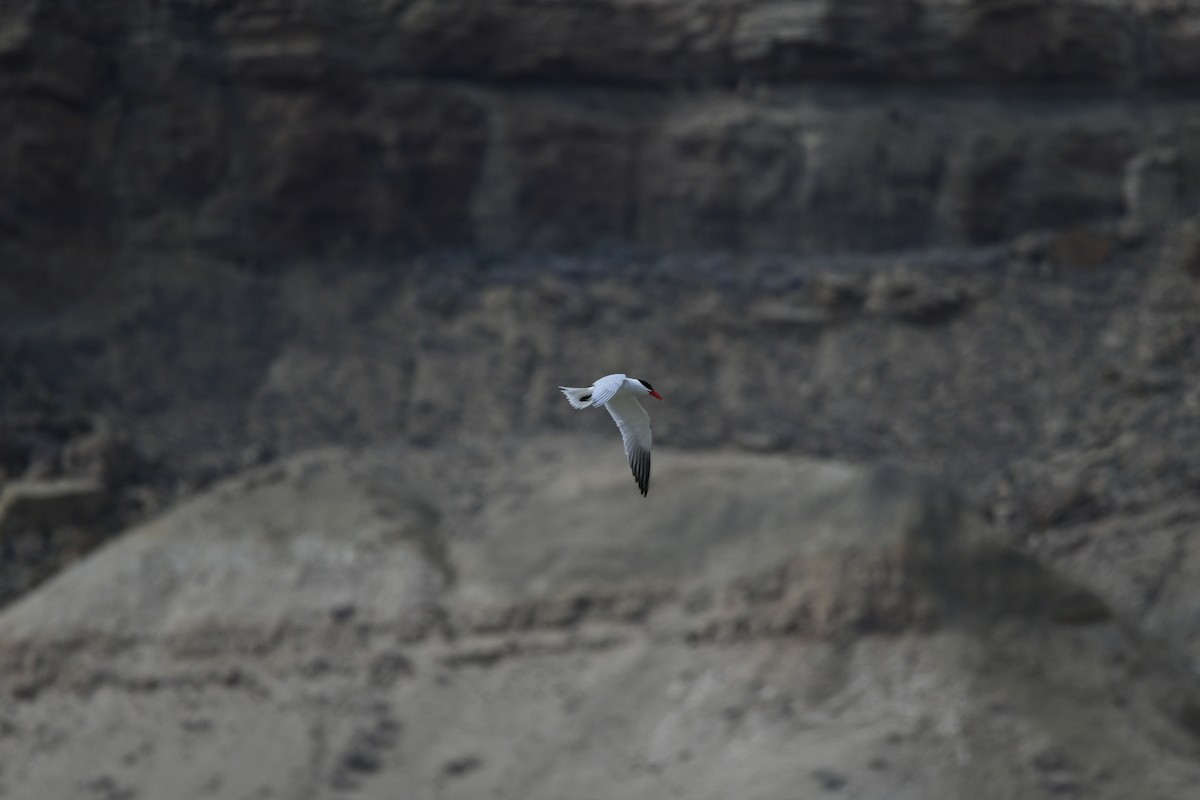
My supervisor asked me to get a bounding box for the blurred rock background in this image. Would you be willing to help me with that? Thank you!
[3,1,1200,798]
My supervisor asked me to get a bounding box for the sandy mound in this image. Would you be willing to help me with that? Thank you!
[0,440,1196,799]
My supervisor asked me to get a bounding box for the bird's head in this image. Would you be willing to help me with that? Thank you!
[633,378,663,400]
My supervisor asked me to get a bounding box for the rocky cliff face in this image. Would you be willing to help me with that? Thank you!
[5,0,1200,291]
[5,1,1200,798]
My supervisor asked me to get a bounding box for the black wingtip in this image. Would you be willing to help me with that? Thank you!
[630,450,650,497]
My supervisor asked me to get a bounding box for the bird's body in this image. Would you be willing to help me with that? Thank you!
[559,374,663,496]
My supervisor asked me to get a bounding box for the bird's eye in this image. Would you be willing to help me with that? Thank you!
[640,380,654,392]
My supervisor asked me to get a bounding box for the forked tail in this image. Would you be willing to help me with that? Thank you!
[559,386,595,409]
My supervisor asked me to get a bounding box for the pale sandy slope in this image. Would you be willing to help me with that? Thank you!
[0,438,1197,799]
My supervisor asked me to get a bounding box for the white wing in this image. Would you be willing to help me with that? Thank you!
[588,373,627,408]
[604,394,652,496]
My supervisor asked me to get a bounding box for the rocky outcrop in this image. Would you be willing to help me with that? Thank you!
[0,479,108,537]
[0,412,150,608]
[0,478,111,603]
[387,0,1200,87]
[1,445,1193,800]
[5,1,1200,293]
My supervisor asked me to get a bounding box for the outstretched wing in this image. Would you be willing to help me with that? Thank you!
[588,373,626,409]
[604,394,652,497]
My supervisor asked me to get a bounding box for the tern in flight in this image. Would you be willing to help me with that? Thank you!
[559,374,663,496]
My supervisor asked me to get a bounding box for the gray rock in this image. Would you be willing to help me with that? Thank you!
[5,0,1200,284]
[0,478,109,537]
[1123,148,1185,231]
[0,477,115,607]
[864,270,974,325]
